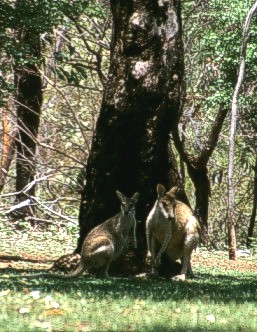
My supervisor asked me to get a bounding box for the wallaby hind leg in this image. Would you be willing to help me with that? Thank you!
[85,243,114,277]
[179,257,194,277]
[171,256,190,282]
[93,262,112,278]
[104,262,111,278]
[150,238,160,276]
[187,260,194,277]
[172,233,198,281]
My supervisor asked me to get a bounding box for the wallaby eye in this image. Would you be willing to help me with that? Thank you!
[161,200,168,209]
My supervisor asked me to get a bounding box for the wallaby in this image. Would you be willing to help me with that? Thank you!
[146,184,200,281]
[71,190,139,277]
[1,191,139,279]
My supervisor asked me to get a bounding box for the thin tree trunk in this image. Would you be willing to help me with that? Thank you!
[77,0,184,253]
[227,107,237,260]
[227,0,257,260]
[247,157,257,248]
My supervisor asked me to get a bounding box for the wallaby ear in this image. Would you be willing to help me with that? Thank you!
[131,192,139,203]
[167,186,178,199]
[116,190,126,202]
[157,183,166,197]
[167,186,177,197]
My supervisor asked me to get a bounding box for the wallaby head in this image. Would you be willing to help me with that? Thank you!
[116,191,139,216]
[156,184,177,219]
[116,190,139,250]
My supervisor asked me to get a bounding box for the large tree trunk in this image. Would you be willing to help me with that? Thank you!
[77,0,184,253]
[14,12,42,218]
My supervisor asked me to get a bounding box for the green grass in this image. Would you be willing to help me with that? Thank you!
[0,221,256,331]
[0,264,256,332]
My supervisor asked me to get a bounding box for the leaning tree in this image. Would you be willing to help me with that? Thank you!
[76,0,184,254]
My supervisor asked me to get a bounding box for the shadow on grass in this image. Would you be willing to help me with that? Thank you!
[0,267,256,305]
[141,325,216,332]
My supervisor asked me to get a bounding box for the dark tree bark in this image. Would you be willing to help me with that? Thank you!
[77,0,184,253]
[14,10,42,217]
[172,105,229,244]
[167,142,191,207]
[247,157,257,248]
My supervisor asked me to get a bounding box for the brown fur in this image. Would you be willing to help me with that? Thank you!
[146,184,201,281]
[48,253,81,273]
[72,190,139,277]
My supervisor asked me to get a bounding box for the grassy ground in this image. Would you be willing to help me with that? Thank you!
[0,225,256,331]
[0,265,256,332]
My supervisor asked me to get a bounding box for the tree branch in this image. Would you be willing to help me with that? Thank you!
[172,103,228,169]
[199,105,229,165]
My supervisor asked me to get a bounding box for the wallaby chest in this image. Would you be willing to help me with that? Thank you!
[174,201,193,226]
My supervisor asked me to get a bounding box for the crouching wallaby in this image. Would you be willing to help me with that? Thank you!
[72,190,139,277]
[146,184,200,281]
[2,191,139,279]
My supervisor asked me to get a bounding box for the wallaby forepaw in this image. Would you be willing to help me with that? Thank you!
[146,255,152,265]
[149,269,159,278]
[172,274,186,282]
[135,273,148,278]
[154,256,161,268]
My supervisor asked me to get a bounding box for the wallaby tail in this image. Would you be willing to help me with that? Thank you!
[63,261,84,278]
[0,261,85,279]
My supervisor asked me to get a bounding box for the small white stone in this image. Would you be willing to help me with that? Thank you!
[19,307,30,314]
[206,314,216,323]
[132,61,150,79]
[30,290,41,299]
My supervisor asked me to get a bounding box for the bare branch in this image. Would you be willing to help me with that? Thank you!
[0,175,53,198]
[31,196,77,223]
[37,69,88,144]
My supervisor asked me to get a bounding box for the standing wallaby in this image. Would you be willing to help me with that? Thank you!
[2,191,139,279]
[146,184,200,281]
